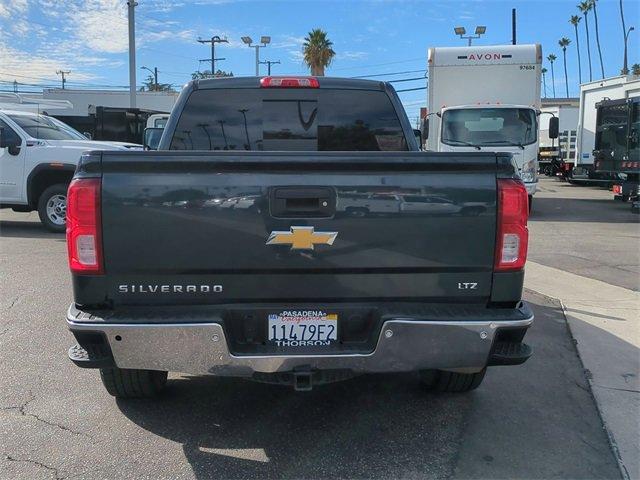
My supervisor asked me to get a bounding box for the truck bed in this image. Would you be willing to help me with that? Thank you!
[73,150,515,309]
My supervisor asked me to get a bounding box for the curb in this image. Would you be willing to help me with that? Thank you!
[526,287,629,480]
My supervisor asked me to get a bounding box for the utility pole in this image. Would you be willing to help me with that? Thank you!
[241,36,271,76]
[56,70,70,89]
[140,66,158,90]
[197,35,228,75]
[127,1,137,108]
[259,60,280,75]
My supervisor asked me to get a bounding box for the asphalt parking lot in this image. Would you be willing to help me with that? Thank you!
[0,177,635,479]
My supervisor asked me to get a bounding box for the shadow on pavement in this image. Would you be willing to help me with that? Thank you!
[115,293,621,480]
[530,197,639,223]
[0,220,63,239]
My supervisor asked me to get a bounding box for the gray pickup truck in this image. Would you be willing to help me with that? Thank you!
[65,76,533,397]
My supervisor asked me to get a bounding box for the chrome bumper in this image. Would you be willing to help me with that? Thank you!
[524,181,538,195]
[67,306,533,376]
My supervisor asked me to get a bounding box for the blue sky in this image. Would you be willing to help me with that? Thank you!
[1,0,638,122]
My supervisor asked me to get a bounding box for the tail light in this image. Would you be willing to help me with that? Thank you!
[495,179,529,272]
[260,76,319,88]
[613,184,623,195]
[66,178,103,274]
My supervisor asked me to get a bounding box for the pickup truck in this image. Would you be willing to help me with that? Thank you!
[65,76,533,397]
[0,110,139,232]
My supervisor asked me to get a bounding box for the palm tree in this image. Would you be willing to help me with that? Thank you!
[578,1,593,81]
[542,67,548,98]
[632,64,640,76]
[591,0,605,78]
[559,38,571,97]
[302,29,336,76]
[547,54,557,98]
[570,15,583,84]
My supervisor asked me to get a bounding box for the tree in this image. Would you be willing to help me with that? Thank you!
[139,74,173,92]
[559,37,571,97]
[591,0,605,79]
[191,70,233,80]
[570,15,583,85]
[578,1,593,81]
[541,67,548,98]
[302,29,336,76]
[632,64,640,76]
[547,54,557,98]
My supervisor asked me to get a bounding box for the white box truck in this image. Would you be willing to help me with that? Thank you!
[574,75,640,184]
[425,44,557,205]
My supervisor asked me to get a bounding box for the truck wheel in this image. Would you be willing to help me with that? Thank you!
[99,367,167,398]
[37,184,68,233]
[419,368,486,393]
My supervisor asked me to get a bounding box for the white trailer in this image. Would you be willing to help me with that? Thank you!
[426,44,556,202]
[573,75,640,181]
[538,98,579,176]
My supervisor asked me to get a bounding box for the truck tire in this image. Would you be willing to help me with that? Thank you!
[99,367,167,398]
[419,368,486,393]
[37,183,68,233]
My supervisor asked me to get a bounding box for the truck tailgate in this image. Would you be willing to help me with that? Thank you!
[99,151,502,305]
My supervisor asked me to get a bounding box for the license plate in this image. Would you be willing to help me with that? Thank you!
[268,310,338,347]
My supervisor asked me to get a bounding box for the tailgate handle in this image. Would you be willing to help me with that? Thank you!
[270,187,335,218]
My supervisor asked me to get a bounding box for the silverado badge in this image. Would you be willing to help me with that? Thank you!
[266,226,338,250]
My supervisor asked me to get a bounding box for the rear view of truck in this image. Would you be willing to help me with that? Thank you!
[65,77,533,397]
[592,96,640,210]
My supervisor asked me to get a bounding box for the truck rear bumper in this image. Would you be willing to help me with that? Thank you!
[524,181,538,195]
[67,303,533,376]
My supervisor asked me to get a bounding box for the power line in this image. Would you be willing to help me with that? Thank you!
[396,86,427,93]
[333,57,424,71]
[259,60,280,75]
[387,76,427,83]
[351,69,426,79]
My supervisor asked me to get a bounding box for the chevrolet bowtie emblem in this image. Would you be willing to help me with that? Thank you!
[266,226,338,250]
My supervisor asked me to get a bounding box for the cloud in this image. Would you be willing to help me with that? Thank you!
[338,51,369,61]
[0,0,28,18]
[141,28,197,45]
[71,0,128,53]
[0,40,99,84]
[271,35,305,50]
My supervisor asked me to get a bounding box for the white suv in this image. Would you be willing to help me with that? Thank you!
[0,110,139,231]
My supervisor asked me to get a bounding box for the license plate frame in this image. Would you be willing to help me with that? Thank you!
[268,310,338,348]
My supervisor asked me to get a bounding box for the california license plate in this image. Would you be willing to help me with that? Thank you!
[268,310,338,347]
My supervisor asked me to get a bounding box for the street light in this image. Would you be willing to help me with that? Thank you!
[242,35,271,76]
[454,25,487,45]
[140,66,157,91]
[622,26,635,75]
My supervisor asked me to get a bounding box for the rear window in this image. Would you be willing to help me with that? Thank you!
[169,89,408,151]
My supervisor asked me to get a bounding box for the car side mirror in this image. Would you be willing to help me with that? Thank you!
[0,127,22,155]
[144,127,164,150]
[413,128,422,148]
[548,116,559,139]
[83,132,93,140]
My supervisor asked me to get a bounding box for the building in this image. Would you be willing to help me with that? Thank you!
[40,89,180,143]
[42,89,179,117]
